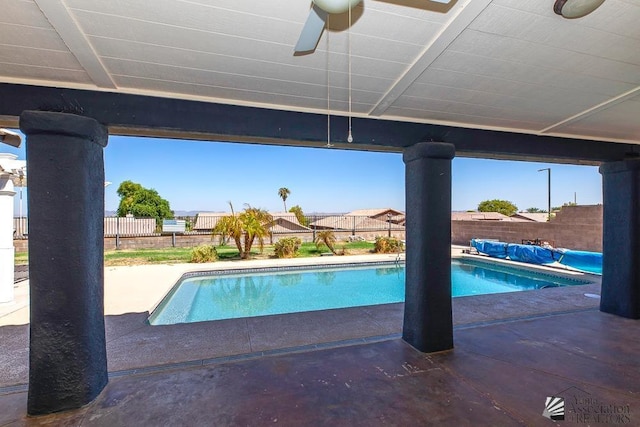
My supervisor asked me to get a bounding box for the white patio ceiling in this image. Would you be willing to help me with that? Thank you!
[1,0,639,144]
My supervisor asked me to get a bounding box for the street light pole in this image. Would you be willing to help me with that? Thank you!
[538,168,551,221]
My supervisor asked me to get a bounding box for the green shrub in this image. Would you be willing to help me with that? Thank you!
[374,236,404,254]
[190,245,218,263]
[274,237,302,258]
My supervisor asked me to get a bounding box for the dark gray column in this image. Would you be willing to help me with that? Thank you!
[599,159,640,319]
[402,142,455,353]
[20,111,109,415]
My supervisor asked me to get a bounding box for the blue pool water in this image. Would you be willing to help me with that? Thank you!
[149,259,590,325]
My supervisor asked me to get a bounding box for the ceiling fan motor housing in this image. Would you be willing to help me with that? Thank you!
[313,0,363,14]
[554,0,606,19]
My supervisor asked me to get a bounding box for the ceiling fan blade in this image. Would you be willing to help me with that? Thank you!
[294,4,329,54]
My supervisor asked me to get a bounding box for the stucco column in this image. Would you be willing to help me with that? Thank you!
[402,142,455,353]
[0,175,16,302]
[599,159,640,319]
[20,111,109,415]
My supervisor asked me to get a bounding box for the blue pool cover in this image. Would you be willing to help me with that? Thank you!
[470,239,602,274]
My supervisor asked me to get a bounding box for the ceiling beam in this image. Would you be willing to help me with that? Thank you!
[1,83,638,165]
[33,0,116,89]
[369,0,492,116]
[540,85,640,134]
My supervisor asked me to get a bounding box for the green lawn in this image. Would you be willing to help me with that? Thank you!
[105,248,193,265]
[15,241,377,266]
[14,252,28,264]
[14,240,378,266]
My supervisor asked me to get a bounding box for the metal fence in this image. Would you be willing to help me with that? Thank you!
[192,214,405,235]
[13,217,27,239]
[104,216,157,237]
[13,214,406,239]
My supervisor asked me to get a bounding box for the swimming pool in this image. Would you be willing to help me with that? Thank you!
[149,259,591,326]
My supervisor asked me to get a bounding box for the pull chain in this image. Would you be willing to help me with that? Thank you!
[347,4,353,143]
[326,17,333,149]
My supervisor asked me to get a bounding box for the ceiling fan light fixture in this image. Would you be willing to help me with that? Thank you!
[554,0,605,19]
[313,0,362,15]
[0,128,21,148]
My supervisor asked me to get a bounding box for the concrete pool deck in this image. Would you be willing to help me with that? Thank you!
[1,247,624,425]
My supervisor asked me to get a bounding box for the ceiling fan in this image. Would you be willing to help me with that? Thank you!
[553,0,605,18]
[294,0,453,54]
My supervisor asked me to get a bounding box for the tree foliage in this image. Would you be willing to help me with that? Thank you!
[213,203,274,259]
[278,187,291,211]
[525,207,546,213]
[116,180,173,223]
[289,205,309,227]
[477,199,518,216]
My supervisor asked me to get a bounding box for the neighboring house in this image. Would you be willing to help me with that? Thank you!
[268,212,310,233]
[192,212,226,231]
[309,215,404,231]
[193,211,310,233]
[510,212,550,222]
[347,208,405,225]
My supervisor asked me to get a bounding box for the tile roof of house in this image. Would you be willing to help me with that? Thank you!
[347,208,405,217]
[510,212,550,222]
[193,212,309,231]
[309,215,405,230]
[451,212,518,221]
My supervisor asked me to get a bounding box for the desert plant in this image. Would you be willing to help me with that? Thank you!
[274,237,302,258]
[213,204,242,248]
[239,206,273,258]
[190,245,218,263]
[374,236,404,254]
[314,230,337,254]
[212,202,273,259]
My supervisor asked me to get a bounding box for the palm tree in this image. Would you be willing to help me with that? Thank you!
[213,202,243,250]
[213,203,273,259]
[314,230,337,255]
[239,206,273,259]
[278,187,291,211]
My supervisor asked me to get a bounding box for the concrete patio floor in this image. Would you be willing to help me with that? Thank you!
[3,251,636,425]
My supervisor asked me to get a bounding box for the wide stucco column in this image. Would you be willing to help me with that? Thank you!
[402,142,455,353]
[20,111,109,415]
[599,159,640,319]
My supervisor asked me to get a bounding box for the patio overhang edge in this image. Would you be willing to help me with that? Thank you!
[1,83,638,165]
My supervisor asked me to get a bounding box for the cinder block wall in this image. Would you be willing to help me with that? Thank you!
[103,234,214,250]
[14,206,602,252]
[451,205,602,251]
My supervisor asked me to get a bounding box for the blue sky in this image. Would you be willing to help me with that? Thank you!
[3,132,603,215]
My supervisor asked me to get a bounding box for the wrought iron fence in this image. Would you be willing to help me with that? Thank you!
[13,214,406,239]
[192,213,404,234]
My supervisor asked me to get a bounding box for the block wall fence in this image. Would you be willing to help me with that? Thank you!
[13,205,603,253]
